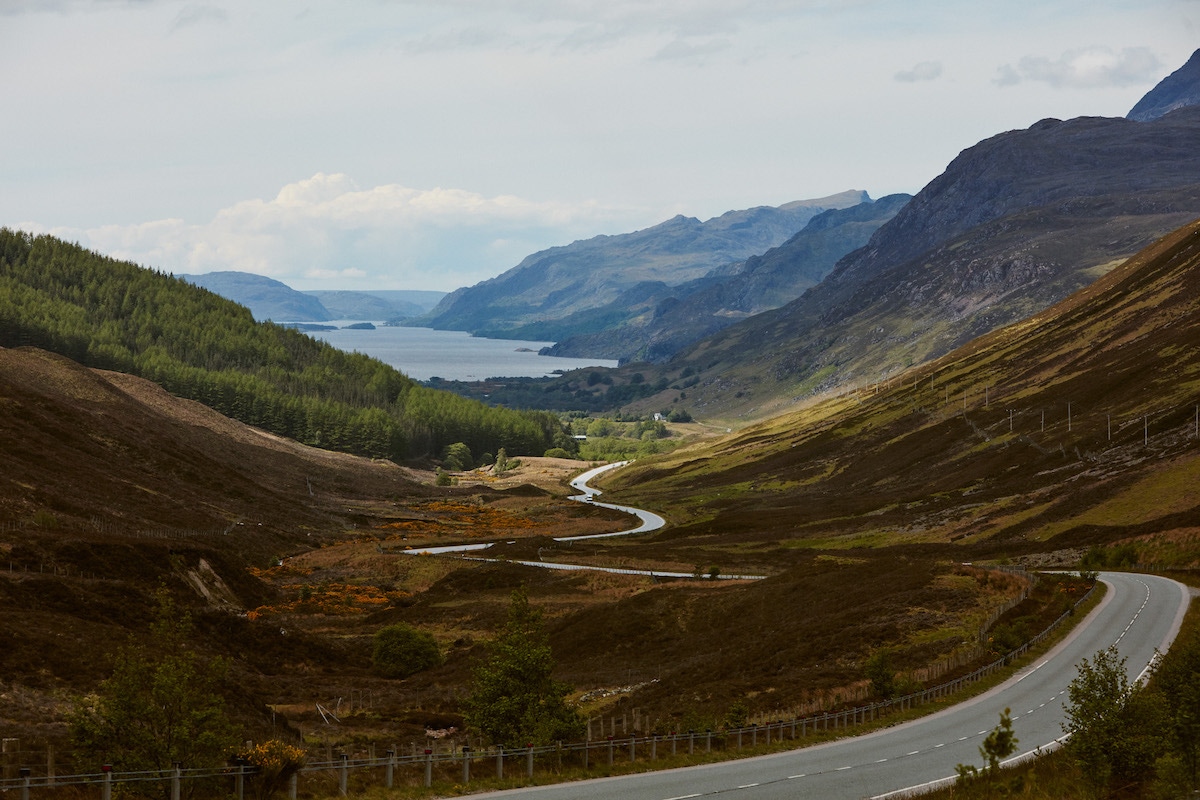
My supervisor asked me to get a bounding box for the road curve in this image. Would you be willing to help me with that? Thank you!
[464,571,1190,800]
[563,461,666,539]
[409,461,761,579]
[404,461,665,556]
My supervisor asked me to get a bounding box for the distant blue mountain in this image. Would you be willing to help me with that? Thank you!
[180,272,331,322]
[179,272,446,323]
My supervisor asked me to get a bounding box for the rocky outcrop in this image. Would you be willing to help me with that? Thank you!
[1128,48,1200,121]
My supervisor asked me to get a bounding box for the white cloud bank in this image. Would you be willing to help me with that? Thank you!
[997,46,1162,89]
[23,174,646,292]
[895,61,943,83]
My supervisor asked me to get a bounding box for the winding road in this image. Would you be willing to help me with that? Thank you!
[404,462,775,579]
[465,571,1190,800]
[562,461,666,539]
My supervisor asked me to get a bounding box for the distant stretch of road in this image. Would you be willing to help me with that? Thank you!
[403,461,667,553]
[412,461,771,578]
[463,571,1191,800]
[563,461,666,539]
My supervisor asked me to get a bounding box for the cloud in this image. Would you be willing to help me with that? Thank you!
[375,0,826,55]
[996,46,1161,89]
[894,60,942,83]
[24,174,647,291]
[170,3,228,32]
[652,36,731,62]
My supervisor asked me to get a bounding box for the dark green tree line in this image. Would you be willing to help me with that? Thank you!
[0,229,569,460]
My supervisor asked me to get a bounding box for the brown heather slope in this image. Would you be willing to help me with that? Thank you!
[605,218,1200,565]
[0,346,439,546]
[0,347,628,742]
[0,344,1045,753]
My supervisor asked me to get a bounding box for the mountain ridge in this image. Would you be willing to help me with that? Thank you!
[413,190,870,339]
[543,193,911,363]
[663,106,1200,420]
[179,272,445,323]
[1127,47,1200,121]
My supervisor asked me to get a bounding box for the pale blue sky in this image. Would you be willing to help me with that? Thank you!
[1,0,1196,291]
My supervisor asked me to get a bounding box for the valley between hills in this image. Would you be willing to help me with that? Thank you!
[3,48,1200,800]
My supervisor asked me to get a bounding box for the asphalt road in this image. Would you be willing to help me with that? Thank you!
[466,571,1190,800]
[564,461,667,539]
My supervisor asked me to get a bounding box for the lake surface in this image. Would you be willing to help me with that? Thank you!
[298,323,619,382]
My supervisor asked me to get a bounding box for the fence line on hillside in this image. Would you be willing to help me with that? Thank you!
[0,518,237,541]
[843,375,1200,455]
[0,579,1096,798]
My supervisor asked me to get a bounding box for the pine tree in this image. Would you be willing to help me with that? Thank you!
[464,588,583,747]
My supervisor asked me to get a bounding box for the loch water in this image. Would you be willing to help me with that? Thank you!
[298,323,619,382]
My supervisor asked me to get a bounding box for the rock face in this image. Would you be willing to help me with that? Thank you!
[1128,48,1200,121]
[412,191,870,340]
[675,106,1200,418]
[545,194,910,363]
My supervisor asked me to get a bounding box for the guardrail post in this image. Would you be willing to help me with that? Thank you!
[628,736,635,763]
[751,724,758,747]
[582,741,589,770]
[236,760,246,800]
[496,747,504,780]
[338,754,348,796]
[288,772,297,800]
[461,746,471,784]
[19,767,30,800]
[650,734,657,761]
[171,761,182,800]
[607,737,613,766]
[424,749,433,788]
[102,765,113,800]
[736,729,742,750]
[705,730,712,753]
[385,750,394,788]
[526,744,534,778]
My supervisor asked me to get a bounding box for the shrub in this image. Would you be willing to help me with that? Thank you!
[442,442,473,471]
[864,648,897,700]
[372,624,442,679]
[239,740,306,800]
[1063,646,1168,795]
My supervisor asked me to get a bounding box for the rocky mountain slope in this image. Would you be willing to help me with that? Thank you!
[413,191,869,341]
[544,193,910,362]
[1127,47,1200,121]
[666,104,1200,420]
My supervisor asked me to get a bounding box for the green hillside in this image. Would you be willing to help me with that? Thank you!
[0,230,572,461]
